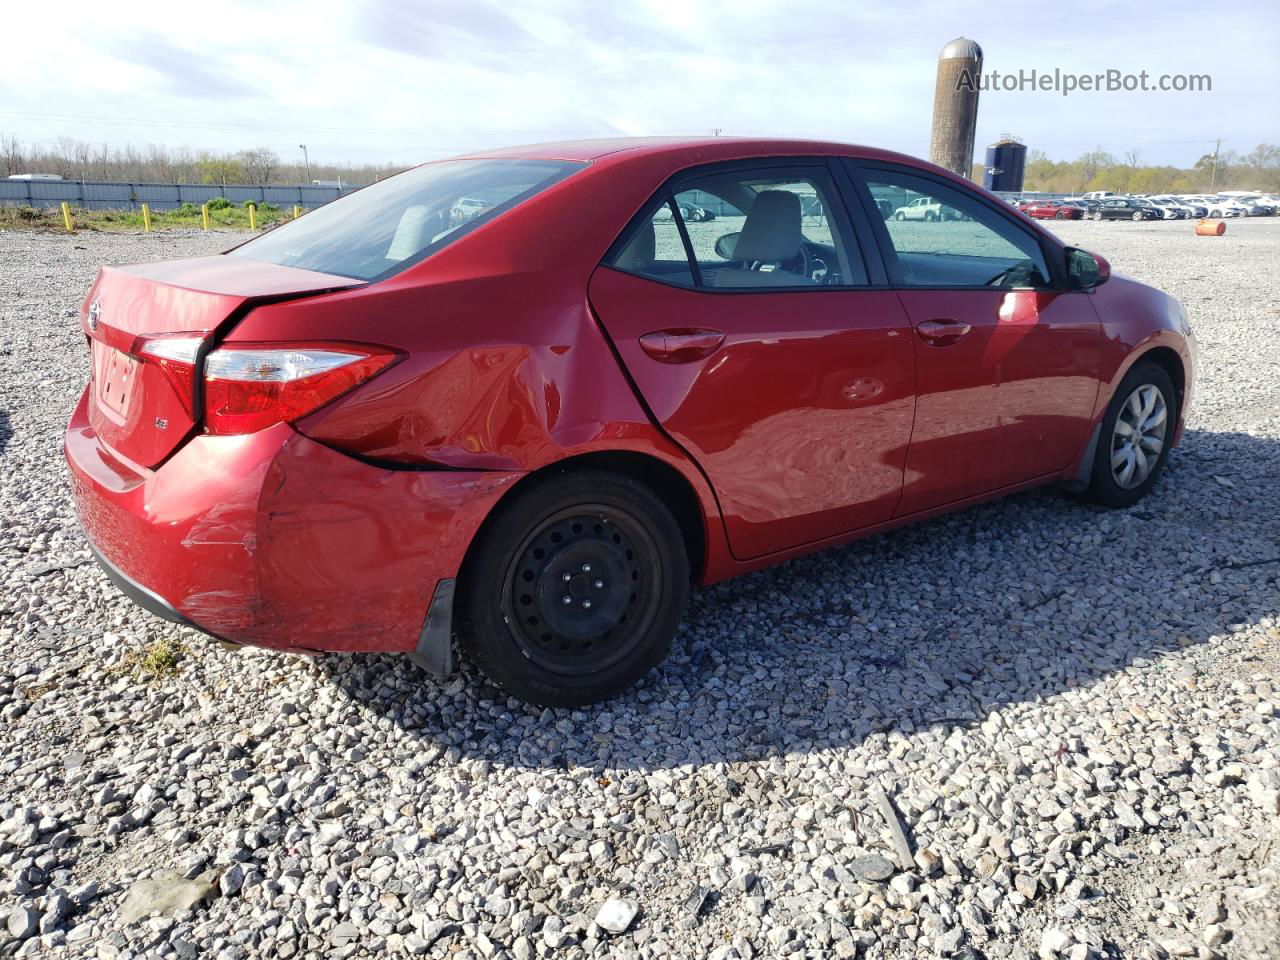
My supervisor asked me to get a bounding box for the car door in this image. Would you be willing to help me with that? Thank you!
[588,161,917,561]
[847,161,1104,516]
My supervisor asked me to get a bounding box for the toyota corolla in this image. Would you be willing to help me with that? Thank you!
[66,138,1195,706]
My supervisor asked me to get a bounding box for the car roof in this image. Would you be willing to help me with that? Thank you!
[454,135,931,168]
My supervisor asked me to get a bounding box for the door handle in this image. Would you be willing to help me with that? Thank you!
[916,318,972,346]
[638,328,725,363]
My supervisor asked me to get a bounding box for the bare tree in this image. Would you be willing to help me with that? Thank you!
[0,132,23,178]
[238,147,279,185]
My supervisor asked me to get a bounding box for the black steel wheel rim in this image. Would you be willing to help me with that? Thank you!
[501,505,661,675]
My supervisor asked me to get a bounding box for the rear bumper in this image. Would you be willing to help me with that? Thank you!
[65,387,517,654]
[87,541,198,630]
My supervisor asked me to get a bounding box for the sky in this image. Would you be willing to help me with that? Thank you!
[3,0,1278,170]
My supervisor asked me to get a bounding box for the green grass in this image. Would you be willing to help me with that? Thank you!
[0,203,299,233]
[117,636,188,678]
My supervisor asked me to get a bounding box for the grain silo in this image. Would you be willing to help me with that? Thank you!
[929,37,983,178]
[983,136,1027,192]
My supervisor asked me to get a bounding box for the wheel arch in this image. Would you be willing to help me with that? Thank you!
[457,449,711,593]
[1135,345,1186,415]
[1063,343,1188,493]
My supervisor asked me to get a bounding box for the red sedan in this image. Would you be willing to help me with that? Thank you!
[66,138,1195,705]
[1022,200,1085,220]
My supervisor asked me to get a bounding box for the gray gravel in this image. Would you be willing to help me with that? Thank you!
[1,219,1277,960]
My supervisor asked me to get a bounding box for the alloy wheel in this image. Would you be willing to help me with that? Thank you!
[1110,384,1168,489]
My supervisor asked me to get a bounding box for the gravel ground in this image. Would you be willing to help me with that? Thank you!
[1,219,1277,960]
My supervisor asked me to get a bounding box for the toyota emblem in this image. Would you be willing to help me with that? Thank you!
[87,298,101,332]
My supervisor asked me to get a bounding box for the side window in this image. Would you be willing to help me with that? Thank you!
[609,199,696,287]
[863,169,1051,288]
[606,166,868,289]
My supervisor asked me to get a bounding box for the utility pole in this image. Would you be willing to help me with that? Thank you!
[299,144,311,184]
[1210,138,1223,192]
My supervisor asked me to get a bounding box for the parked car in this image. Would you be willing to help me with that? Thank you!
[1021,200,1084,220]
[66,137,1195,706]
[1131,198,1183,220]
[1229,196,1276,216]
[1152,197,1206,218]
[1081,190,1117,201]
[655,201,716,222]
[449,196,489,223]
[893,195,948,221]
[1087,198,1162,221]
[1197,197,1249,218]
[679,201,716,222]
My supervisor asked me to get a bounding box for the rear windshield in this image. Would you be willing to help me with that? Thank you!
[229,158,584,281]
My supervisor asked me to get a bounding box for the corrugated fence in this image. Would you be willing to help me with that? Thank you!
[0,179,363,211]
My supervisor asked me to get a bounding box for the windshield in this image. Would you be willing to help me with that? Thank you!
[230,158,584,281]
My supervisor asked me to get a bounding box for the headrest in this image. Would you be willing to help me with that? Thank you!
[732,190,803,263]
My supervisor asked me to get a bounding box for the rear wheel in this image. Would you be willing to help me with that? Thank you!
[457,469,690,706]
[1085,362,1176,508]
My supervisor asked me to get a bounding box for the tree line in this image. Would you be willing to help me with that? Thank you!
[983,143,1280,195]
[5,133,1278,195]
[0,134,406,186]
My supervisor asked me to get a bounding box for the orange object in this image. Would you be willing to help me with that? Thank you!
[1196,219,1226,236]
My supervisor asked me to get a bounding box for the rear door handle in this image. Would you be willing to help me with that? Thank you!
[639,328,725,363]
[916,318,972,346]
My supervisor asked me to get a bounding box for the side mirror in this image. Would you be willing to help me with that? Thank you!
[1066,247,1110,290]
[714,232,740,260]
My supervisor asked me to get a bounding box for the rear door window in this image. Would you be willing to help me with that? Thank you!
[606,165,868,289]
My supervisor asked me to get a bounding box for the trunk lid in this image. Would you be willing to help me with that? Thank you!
[81,255,363,468]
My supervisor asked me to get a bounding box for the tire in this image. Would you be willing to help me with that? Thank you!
[1055,211,1065,220]
[1085,362,1177,508]
[1132,211,1143,221]
[456,469,690,707]
[925,211,937,222]
[894,212,906,221]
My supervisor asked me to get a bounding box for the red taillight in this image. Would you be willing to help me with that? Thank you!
[134,337,398,436]
[203,343,399,435]
[136,335,203,417]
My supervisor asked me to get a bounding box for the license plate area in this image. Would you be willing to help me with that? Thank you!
[92,339,136,422]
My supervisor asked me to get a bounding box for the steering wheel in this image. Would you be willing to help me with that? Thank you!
[779,242,815,281]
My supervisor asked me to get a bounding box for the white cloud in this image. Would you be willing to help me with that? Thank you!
[1,0,1276,167]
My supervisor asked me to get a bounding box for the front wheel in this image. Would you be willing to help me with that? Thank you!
[456,469,690,706]
[1085,362,1176,508]
[1055,211,1066,220]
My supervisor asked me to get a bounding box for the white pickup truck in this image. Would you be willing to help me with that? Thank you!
[892,196,949,221]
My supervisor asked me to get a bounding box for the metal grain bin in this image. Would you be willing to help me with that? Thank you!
[983,138,1027,193]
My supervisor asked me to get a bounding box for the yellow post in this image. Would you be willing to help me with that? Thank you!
[248,203,257,230]
[141,203,151,232]
[293,205,301,219]
[60,202,73,232]
[201,203,210,231]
